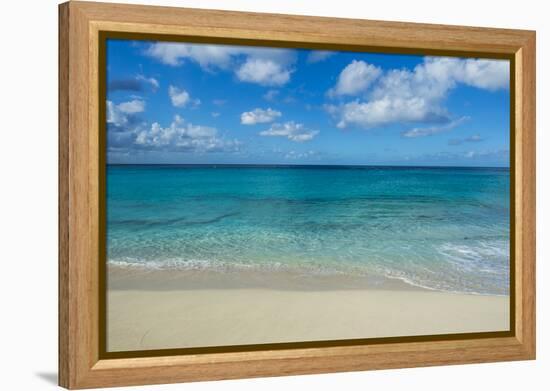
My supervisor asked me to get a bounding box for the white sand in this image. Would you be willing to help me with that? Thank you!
[107,268,509,352]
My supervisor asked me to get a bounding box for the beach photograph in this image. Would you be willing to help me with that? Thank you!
[105,40,510,352]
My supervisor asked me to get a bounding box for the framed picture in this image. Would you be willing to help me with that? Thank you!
[59,1,536,389]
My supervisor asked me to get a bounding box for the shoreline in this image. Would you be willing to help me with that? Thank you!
[107,263,427,292]
[107,266,510,352]
[107,263,508,295]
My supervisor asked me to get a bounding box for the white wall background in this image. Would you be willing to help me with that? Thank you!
[0,0,546,389]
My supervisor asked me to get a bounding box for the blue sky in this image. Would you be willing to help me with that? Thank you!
[106,39,510,167]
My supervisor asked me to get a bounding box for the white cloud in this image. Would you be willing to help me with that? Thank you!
[168,85,200,108]
[455,59,509,90]
[117,99,145,114]
[327,98,449,129]
[146,42,296,86]
[136,74,159,91]
[107,99,145,127]
[168,85,189,107]
[240,108,282,125]
[260,121,319,142]
[328,60,382,97]
[330,66,450,127]
[236,59,292,86]
[145,43,239,68]
[411,57,509,92]
[401,116,468,138]
[328,57,509,129]
[307,50,335,63]
[135,115,239,152]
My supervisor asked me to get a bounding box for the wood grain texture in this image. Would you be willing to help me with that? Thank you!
[58,3,70,387]
[59,1,98,388]
[70,1,530,54]
[516,34,536,354]
[58,1,536,388]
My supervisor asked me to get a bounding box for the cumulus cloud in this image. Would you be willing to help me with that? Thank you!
[107,99,145,128]
[236,58,291,86]
[107,99,148,153]
[260,121,319,142]
[145,42,296,86]
[134,115,240,152]
[326,98,450,129]
[240,108,282,125]
[328,60,382,97]
[117,99,145,114]
[106,100,240,155]
[307,50,336,64]
[455,60,509,90]
[401,116,468,138]
[327,57,509,129]
[168,85,189,107]
[145,43,239,68]
[168,85,200,108]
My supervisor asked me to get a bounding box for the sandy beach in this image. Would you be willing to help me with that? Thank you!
[107,266,509,352]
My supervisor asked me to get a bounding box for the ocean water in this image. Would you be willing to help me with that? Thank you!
[106,165,510,295]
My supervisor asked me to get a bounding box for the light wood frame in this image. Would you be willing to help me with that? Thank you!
[59,1,536,389]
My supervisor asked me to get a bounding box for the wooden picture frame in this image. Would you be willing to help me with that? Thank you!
[59,1,536,389]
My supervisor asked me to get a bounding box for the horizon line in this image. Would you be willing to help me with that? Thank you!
[106,163,510,169]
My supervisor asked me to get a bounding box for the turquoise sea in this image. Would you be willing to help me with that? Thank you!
[106,165,510,295]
